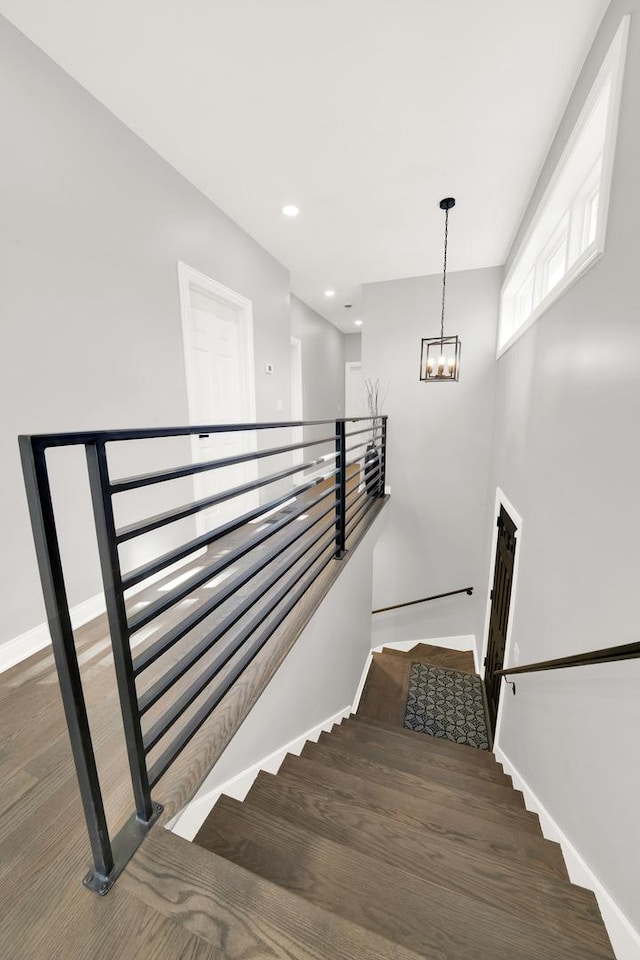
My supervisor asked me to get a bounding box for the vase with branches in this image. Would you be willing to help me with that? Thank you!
[363,378,388,495]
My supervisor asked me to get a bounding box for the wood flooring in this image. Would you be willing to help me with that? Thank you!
[0,492,385,959]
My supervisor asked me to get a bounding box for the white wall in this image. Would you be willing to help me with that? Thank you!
[171,510,384,839]
[0,17,291,652]
[290,294,347,421]
[362,268,500,653]
[490,0,640,945]
[344,333,362,363]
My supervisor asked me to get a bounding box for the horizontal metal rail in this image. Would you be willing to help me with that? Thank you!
[127,483,338,632]
[372,586,474,615]
[133,506,338,677]
[27,418,376,449]
[142,532,336,751]
[345,496,381,541]
[137,511,338,712]
[18,416,388,894]
[111,434,338,493]
[344,433,383,457]
[496,640,640,678]
[116,453,340,542]
[120,466,339,585]
[345,482,381,537]
[344,424,383,439]
[147,541,337,788]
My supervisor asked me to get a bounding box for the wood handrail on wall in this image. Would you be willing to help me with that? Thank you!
[495,640,640,678]
[372,587,473,615]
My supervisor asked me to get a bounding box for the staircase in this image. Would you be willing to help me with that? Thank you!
[192,644,616,959]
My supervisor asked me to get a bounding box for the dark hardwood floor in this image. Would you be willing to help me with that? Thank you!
[0,490,386,959]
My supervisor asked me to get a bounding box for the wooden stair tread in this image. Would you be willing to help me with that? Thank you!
[196,795,614,960]
[380,644,477,673]
[347,714,499,768]
[273,753,567,873]
[323,727,518,800]
[122,827,428,960]
[299,741,539,831]
[242,769,603,935]
[258,763,568,880]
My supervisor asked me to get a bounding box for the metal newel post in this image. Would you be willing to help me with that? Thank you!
[19,437,115,884]
[335,420,347,558]
[85,442,155,824]
[379,416,388,497]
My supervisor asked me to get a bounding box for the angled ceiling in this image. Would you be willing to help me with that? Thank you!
[0,0,609,331]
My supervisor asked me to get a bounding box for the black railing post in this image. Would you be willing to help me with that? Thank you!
[335,420,347,558]
[19,437,115,889]
[379,416,387,497]
[85,441,155,825]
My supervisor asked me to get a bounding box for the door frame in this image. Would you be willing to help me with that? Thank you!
[177,261,257,428]
[290,336,304,469]
[480,487,523,746]
[344,361,363,417]
[177,262,258,535]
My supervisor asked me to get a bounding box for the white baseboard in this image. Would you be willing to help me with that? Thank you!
[0,550,205,676]
[351,651,373,713]
[495,745,640,960]
[0,591,106,675]
[170,705,352,841]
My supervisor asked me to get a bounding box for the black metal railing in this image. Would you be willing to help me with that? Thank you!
[495,639,640,692]
[372,586,473,615]
[19,416,387,894]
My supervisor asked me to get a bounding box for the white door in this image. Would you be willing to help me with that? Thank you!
[290,337,304,471]
[345,361,367,418]
[179,263,259,535]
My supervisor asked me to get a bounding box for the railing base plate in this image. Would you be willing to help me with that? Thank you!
[83,801,163,895]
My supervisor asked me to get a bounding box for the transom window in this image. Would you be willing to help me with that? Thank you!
[498,16,630,357]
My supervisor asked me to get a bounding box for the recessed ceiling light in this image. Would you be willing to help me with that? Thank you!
[324,290,335,298]
[282,204,299,217]
[355,319,363,327]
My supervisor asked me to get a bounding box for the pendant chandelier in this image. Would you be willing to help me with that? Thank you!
[420,197,461,382]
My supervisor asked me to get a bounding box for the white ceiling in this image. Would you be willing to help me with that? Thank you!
[0,0,609,332]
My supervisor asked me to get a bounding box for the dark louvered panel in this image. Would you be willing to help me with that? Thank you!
[485,506,517,733]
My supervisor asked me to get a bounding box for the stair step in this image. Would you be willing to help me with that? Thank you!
[381,644,476,673]
[257,764,568,881]
[347,714,498,769]
[323,726,517,799]
[274,753,568,876]
[243,768,604,939]
[122,828,427,960]
[196,795,614,960]
[300,740,539,831]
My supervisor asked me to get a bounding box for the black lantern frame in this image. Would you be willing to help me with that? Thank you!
[420,335,462,382]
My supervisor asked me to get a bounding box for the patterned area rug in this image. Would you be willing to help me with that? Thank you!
[404,662,489,751]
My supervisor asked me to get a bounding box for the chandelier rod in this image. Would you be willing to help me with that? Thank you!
[439,197,455,341]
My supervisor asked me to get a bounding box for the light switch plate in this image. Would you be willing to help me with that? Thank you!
[264,361,274,374]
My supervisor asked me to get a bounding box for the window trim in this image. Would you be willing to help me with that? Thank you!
[497,15,630,359]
